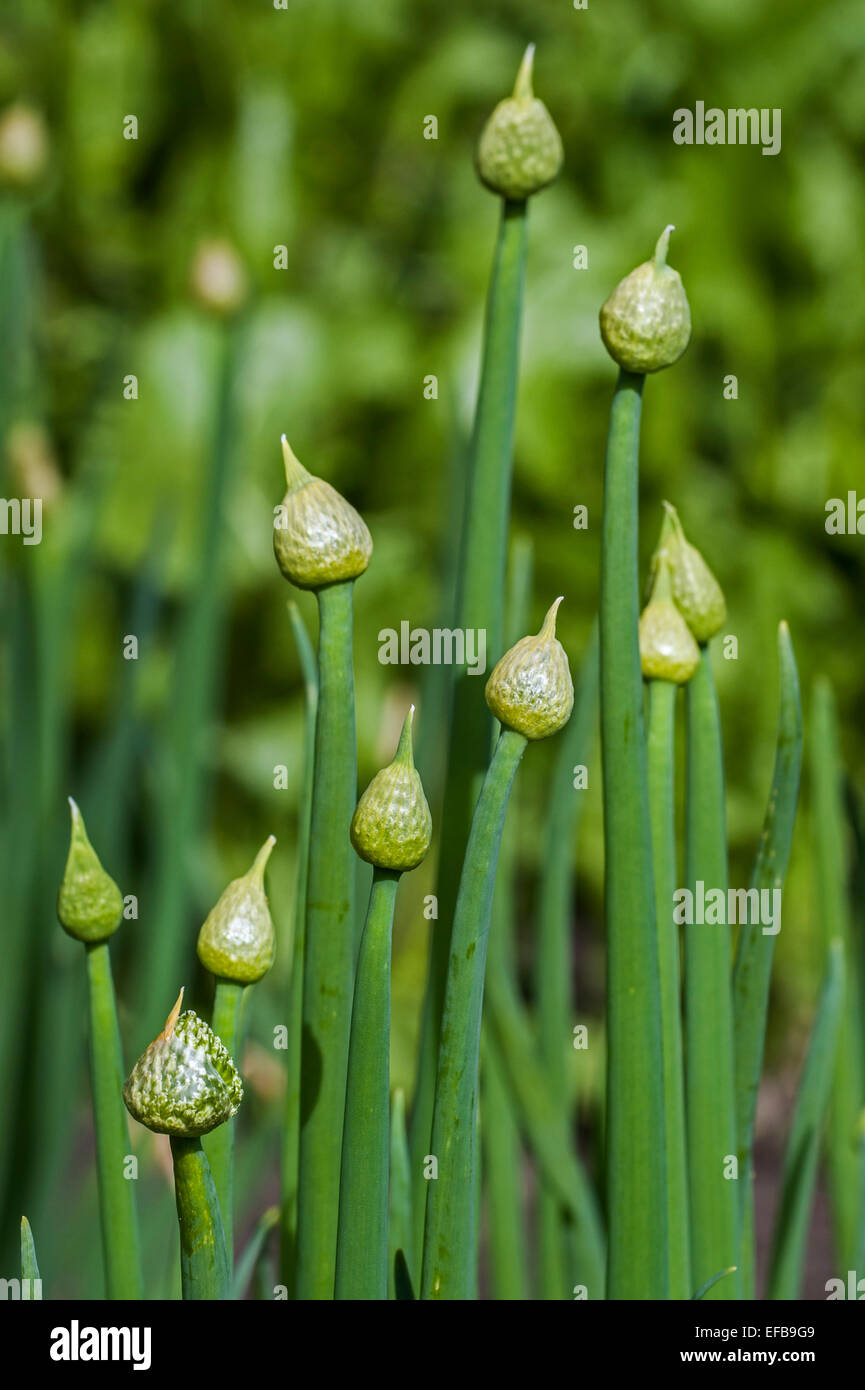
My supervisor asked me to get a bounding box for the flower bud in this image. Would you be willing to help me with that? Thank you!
[639,552,700,683]
[485,597,574,739]
[655,501,726,644]
[190,239,248,316]
[599,225,691,375]
[197,836,277,984]
[351,707,432,872]
[123,990,243,1137]
[0,105,48,189]
[57,799,124,943]
[475,45,563,201]
[273,436,373,589]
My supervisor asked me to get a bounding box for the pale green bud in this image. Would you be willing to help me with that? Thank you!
[485,597,574,739]
[639,553,700,683]
[57,799,124,943]
[654,501,726,644]
[123,990,243,1137]
[600,226,691,374]
[273,437,373,590]
[197,837,277,983]
[475,45,563,201]
[351,707,432,872]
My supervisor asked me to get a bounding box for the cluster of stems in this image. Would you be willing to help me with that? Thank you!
[39,47,855,1309]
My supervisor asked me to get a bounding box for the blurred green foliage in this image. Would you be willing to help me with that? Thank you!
[2,0,865,1295]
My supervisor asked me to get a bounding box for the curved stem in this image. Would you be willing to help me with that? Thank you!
[296,579,358,1299]
[599,368,667,1299]
[767,941,844,1299]
[335,868,401,1300]
[170,1136,230,1300]
[485,951,605,1295]
[684,648,741,1299]
[85,941,143,1299]
[409,200,528,1254]
[421,727,527,1300]
[204,977,245,1267]
[647,677,690,1300]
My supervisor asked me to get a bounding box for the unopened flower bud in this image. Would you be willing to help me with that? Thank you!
[639,552,700,683]
[273,437,372,590]
[57,799,124,943]
[0,105,48,188]
[197,837,277,984]
[351,707,432,872]
[600,226,691,375]
[475,45,563,201]
[123,990,243,1137]
[190,239,248,316]
[485,597,574,739]
[655,501,726,644]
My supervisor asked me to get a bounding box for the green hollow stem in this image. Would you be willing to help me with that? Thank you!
[84,941,143,1300]
[388,1090,413,1300]
[485,953,606,1297]
[599,368,667,1300]
[481,537,532,1303]
[536,622,599,1299]
[335,868,401,1300]
[811,678,865,1273]
[280,600,318,1294]
[204,977,245,1268]
[421,727,527,1300]
[647,677,690,1300]
[732,622,802,1298]
[481,1031,528,1299]
[767,940,845,1300]
[684,648,741,1300]
[410,199,528,1246]
[170,1136,231,1301]
[296,579,358,1299]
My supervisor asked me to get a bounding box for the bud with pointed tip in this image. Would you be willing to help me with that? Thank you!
[273,437,373,590]
[600,226,691,375]
[123,991,243,1137]
[485,597,574,739]
[654,501,726,644]
[197,837,277,983]
[57,799,124,943]
[351,708,432,872]
[639,552,700,684]
[475,45,564,201]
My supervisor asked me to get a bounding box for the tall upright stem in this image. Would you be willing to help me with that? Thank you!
[85,941,143,1299]
[335,868,401,1300]
[409,200,528,1256]
[204,977,245,1267]
[295,579,357,1299]
[599,368,668,1299]
[280,601,318,1292]
[684,649,741,1298]
[647,678,690,1299]
[421,728,527,1301]
[170,1136,231,1301]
